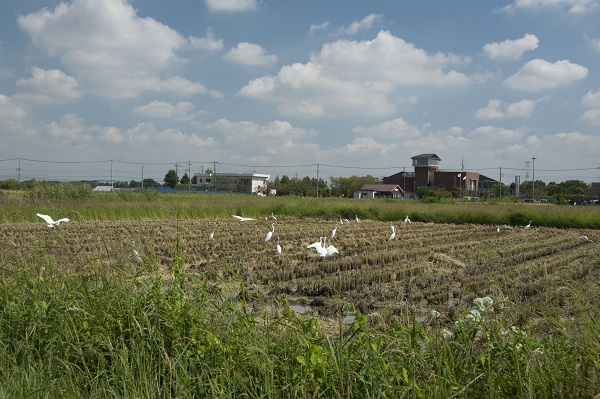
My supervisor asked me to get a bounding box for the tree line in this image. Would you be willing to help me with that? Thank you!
[0,169,596,204]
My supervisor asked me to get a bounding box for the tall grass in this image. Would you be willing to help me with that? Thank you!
[2,190,599,229]
[0,246,598,398]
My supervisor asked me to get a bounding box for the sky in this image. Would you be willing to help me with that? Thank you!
[1,0,599,185]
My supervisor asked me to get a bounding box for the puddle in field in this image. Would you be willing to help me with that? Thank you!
[415,305,430,322]
[264,303,311,314]
[292,304,311,314]
[343,311,356,324]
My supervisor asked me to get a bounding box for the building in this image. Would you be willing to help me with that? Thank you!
[353,184,403,199]
[382,153,499,198]
[586,182,600,200]
[192,172,270,193]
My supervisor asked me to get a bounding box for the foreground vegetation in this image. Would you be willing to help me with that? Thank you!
[0,256,598,398]
[0,188,598,397]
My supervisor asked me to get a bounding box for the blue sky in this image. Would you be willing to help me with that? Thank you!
[1,0,599,184]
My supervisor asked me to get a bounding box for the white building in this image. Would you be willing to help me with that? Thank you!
[193,172,270,193]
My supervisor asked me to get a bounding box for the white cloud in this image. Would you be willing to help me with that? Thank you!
[207,118,316,142]
[189,28,224,51]
[98,126,123,143]
[15,67,81,104]
[134,101,195,120]
[504,59,588,91]
[45,114,93,141]
[337,14,382,36]
[205,0,258,12]
[549,131,600,159]
[500,0,600,14]
[483,34,539,61]
[238,30,470,117]
[309,21,330,35]
[0,93,28,121]
[157,129,216,147]
[160,76,223,98]
[581,89,600,108]
[577,89,600,125]
[475,98,537,119]
[17,0,217,99]
[224,42,278,66]
[352,118,421,140]
[469,125,524,142]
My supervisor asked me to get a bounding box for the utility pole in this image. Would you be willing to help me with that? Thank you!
[17,158,21,183]
[141,165,144,189]
[188,160,191,192]
[110,160,113,189]
[316,164,319,198]
[532,157,536,201]
[403,166,406,199]
[213,161,216,191]
[499,167,502,197]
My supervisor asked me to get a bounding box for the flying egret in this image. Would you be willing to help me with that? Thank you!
[37,213,70,228]
[307,237,322,249]
[272,212,277,221]
[321,238,339,257]
[524,220,532,230]
[580,235,593,243]
[389,225,396,241]
[404,215,411,224]
[265,223,275,242]
[232,215,257,222]
[307,237,326,256]
[276,236,282,254]
[331,225,337,239]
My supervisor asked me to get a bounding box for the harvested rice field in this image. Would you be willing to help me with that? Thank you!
[2,216,598,324]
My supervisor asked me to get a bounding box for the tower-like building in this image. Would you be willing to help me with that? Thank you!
[411,153,441,187]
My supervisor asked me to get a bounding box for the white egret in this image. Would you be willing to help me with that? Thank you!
[276,236,282,254]
[524,220,532,230]
[265,223,275,242]
[307,237,326,256]
[580,235,593,243]
[355,215,360,223]
[389,225,396,241]
[496,226,500,234]
[209,228,215,240]
[272,212,277,221]
[404,215,411,224]
[130,241,142,263]
[37,213,70,228]
[232,215,257,222]
[331,225,337,239]
[307,237,322,249]
[339,216,344,224]
[321,238,339,257]
[343,218,350,224]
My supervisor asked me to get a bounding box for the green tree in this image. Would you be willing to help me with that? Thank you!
[143,178,161,188]
[180,173,190,185]
[329,175,381,198]
[164,169,179,189]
